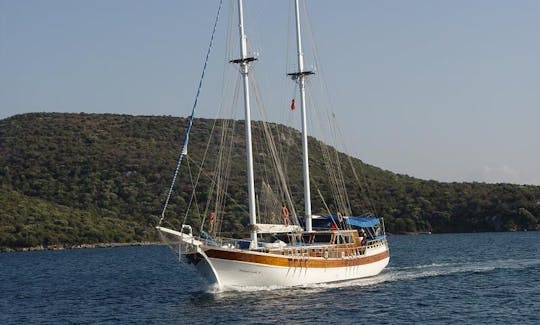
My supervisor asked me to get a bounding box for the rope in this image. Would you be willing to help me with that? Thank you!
[251,75,299,225]
[159,0,224,225]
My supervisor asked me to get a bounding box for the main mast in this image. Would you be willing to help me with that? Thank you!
[289,0,314,231]
[232,0,258,248]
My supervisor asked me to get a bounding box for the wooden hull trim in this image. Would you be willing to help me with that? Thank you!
[204,247,389,269]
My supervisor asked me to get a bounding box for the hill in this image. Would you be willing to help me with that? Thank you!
[1,113,539,249]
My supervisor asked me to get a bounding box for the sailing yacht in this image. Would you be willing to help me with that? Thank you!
[157,0,389,290]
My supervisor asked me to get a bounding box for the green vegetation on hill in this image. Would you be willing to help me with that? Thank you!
[1,113,539,249]
[0,188,152,248]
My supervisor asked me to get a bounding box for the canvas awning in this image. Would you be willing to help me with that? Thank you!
[346,216,380,228]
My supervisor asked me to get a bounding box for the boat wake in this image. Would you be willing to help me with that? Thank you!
[307,257,540,291]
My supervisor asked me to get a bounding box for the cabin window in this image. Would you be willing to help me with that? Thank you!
[335,234,353,244]
[312,233,332,243]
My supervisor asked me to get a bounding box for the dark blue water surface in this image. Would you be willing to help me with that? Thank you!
[1,232,539,324]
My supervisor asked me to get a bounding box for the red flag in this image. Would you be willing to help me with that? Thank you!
[290,99,296,110]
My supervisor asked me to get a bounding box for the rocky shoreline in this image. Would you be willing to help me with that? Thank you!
[0,241,163,253]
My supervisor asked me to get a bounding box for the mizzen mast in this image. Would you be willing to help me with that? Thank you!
[288,0,315,232]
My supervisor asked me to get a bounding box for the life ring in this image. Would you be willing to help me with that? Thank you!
[281,206,290,217]
[281,206,290,225]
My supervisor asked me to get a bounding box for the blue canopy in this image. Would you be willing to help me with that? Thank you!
[307,215,380,229]
[346,216,380,228]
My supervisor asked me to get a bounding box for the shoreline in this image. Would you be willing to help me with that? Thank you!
[0,241,163,253]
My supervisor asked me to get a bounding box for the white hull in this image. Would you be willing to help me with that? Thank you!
[194,244,389,289]
[207,257,389,289]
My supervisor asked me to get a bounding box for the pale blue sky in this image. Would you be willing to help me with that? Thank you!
[1,0,539,185]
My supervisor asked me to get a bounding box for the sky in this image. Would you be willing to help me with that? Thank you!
[1,0,539,185]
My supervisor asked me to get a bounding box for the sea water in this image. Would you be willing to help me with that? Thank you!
[1,232,538,324]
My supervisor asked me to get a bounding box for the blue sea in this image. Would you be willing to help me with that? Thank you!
[1,232,539,324]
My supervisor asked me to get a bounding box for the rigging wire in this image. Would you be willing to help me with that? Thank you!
[251,73,300,225]
[159,0,224,225]
[302,0,375,216]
